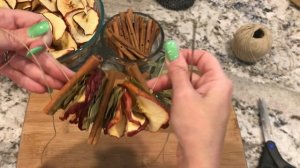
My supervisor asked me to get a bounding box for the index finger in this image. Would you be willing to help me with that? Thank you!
[0,9,44,29]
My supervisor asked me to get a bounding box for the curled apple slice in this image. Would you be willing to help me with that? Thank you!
[136,96,169,132]
[65,9,93,44]
[16,1,31,10]
[43,12,66,41]
[122,91,147,136]
[50,48,74,59]
[73,8,99,35]
[53,31,77,50]
[4,0,17,9]
[57,0,84,16]
[0,0,11,8]
[106,102,126,138]
[39,0,57,12]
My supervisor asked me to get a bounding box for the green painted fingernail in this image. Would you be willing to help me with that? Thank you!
[28,21,50,38]
[26,46,44,58]
[164,40,179,61]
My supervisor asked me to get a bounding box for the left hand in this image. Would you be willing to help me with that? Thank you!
[0,9,74,93]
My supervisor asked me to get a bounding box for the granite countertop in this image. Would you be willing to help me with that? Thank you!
[0,0,299,167]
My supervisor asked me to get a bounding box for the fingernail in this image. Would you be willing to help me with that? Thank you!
[28,21,50,38]
[164,40,179,61]
[26,46,44,58]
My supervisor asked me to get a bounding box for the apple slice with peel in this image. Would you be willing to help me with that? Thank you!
[31,0,40,10]
[0,0,11,8]
[126,112,148,137]
[57,0,84,16]
[4,0,17,9]
[43,12,66,41]
[65,9,93,44]
[106,103,126,138]
[86,0,94,7]
[136,96,169,132]
[39,0,57,12]
[50,48,74,59]
[34,6,51,13]
[73,8,99,35]
[53,31,77,50]
[16,1,31,10]
[122,91,147,136]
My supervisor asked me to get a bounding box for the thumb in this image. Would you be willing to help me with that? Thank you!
[167,51,193,94]
[0,21,50,52]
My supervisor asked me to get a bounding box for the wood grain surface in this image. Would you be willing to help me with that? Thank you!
[17,93,247,168]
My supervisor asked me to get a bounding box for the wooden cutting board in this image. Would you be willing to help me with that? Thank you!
[17,93,247,168]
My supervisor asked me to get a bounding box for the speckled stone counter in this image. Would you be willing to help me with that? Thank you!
[1,0,299,167]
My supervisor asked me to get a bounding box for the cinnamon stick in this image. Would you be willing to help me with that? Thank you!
[134,15,140,48]
[110,32,145,59]
[106,29,136,60]
[148,22,160,55]
[120,12,131,45]
[139,18,146,54]
[125,63,149,92]
[145,20,153,55]
[125,10,139,49]
[88,71,117,145]
[112,19,124,59]
[43,55,102,115]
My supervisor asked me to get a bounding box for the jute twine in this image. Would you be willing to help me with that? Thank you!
[231,24,272,63]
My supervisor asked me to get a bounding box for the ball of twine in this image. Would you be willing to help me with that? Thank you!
[231,24,272,63]
[290,0,300,7]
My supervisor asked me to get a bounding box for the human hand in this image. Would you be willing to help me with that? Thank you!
[148,49,233,167]
[0,9,74,93]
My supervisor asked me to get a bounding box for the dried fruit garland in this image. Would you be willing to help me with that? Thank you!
[43,55,169,144]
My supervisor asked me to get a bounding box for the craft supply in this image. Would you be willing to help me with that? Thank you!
[290,0,300,7]
[190,21,197,81]
[231,24,272,63]
[257,99,295,168]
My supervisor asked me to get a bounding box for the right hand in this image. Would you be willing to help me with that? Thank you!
[148,49,233,168]
[0,9,74,93]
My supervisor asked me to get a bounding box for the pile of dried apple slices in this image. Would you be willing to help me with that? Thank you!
[0,0,100,59]
[43,55,169,144]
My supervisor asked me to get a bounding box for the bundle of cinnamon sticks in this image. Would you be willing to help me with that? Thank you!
[105,9,161,61]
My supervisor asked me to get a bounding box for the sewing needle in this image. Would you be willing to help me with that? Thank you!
[190,21,197,81]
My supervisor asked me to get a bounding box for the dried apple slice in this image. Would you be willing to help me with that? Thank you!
[86,0,94,7]
[33,6,50,13]
[17,0,31,2]
[73,8,99,35]
[122,91,147,136]
[65,9,93,44]
[125,112,148,137]
[53,31,77,50]
[136,96,169,132]
[106,103,126,138]
[4,0,17,8]
[0,0,11,8]
[43,12,66,41]
[50,48,74,59]
[31,0,40,10]
[57,0,84,16]
[15,1,31,10]
[39,0,57,12]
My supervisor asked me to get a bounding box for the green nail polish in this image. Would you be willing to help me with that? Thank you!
[28,21,50,38]
[164,40,179,61]
[26,46,44,58]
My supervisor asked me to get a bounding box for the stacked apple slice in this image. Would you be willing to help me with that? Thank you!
[0,0,100,59]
